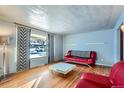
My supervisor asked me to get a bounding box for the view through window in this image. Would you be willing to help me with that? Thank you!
[30,34,48,58]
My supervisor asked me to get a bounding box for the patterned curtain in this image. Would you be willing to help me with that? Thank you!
[17,26,31,72]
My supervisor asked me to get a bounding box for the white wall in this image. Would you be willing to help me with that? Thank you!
[54,35,63,61]
[0,20,17,76]
[63,29,115,66]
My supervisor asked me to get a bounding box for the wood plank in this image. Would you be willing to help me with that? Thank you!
[0,63,111,88]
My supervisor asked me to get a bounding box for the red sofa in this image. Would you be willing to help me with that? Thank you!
[64,50,96,65]
[75,61,124,88]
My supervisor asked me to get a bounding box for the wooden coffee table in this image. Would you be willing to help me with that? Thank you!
[49,62,76,75]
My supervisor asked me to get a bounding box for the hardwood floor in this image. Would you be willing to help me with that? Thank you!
[0,63,111,88]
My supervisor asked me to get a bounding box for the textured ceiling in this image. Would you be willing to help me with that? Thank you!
[0,5,124,35]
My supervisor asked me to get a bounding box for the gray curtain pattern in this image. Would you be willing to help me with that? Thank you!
[17,26,31,72]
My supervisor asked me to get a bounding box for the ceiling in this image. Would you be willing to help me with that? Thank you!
[0,5,124,35]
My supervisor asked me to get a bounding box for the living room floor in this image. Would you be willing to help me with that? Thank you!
[0,62,111,88]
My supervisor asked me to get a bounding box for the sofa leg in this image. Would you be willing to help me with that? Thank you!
[87,64,92,68]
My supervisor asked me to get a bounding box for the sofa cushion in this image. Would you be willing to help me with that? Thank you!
[81,73,111,87]
[75,73,111,88]
[71,50,91,58]
[75,79,109,88]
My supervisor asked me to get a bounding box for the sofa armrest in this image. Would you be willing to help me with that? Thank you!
[90,51,96,59]
[66,50,71,57]
[81,73,111,86]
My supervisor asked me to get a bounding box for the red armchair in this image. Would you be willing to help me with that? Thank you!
[64,50,96,66]
[75,61,124,88]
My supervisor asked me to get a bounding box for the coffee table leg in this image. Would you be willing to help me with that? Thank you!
[50,69,54,74]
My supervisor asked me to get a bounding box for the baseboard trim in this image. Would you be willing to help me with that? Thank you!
[53,60,64,63]
[96,63,112,67]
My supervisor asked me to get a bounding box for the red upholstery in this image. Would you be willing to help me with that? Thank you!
[109,61,124,85]
[80,73,111,87]
[75,79,106,88]
[75,61,124,88]
[111,85,124,88]
[64,50,96,65]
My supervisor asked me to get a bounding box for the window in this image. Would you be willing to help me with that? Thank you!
[30,34,48,58]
